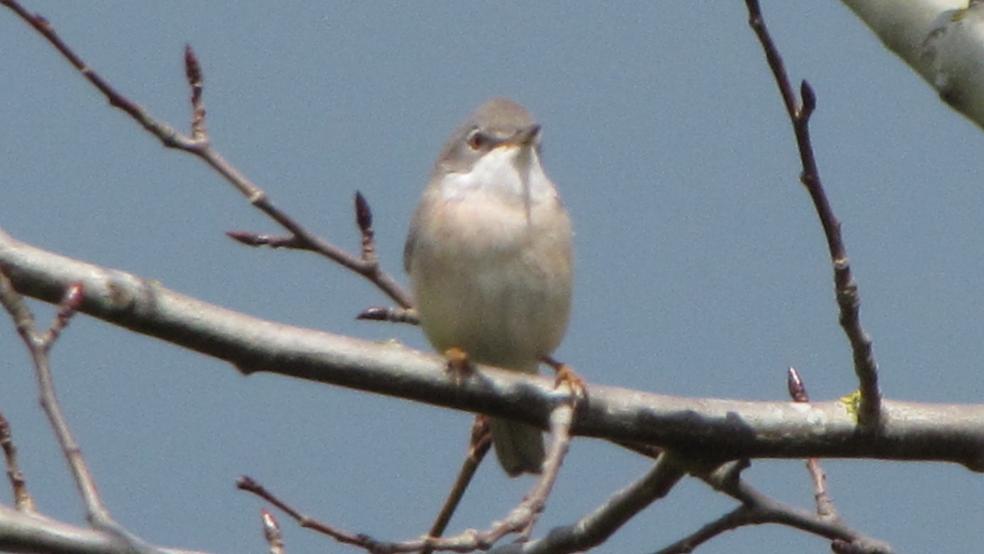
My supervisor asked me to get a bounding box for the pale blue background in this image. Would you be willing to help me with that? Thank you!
[1,2,982,553]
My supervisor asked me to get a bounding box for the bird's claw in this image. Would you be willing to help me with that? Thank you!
[543,356,587,402]
[444,347,474,383]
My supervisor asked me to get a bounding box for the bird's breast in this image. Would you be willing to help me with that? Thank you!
[409,190,573,369]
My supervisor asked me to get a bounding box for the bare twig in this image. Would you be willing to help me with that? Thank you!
[226,231,304,250]
[0,412,34,512]
[6,282,91,515]
[0,279,104,516]
[1,0,412,310]
[0,271,175,553]
[708,461,890,551]
[261,509,286,554]
[355,191,377,265]
[240,402,576,553]
[744,0,882,425]
[492,452,686,554]
[654,503,754,554]
[356,306,420,325]
[513,401,576,540]
[654,461,893,554]
[788,368,838,521]
[421,416,493,554]
[184,44,206,141]
[237,476,369,548]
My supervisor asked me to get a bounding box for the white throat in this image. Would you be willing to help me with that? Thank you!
[440,146,555,210]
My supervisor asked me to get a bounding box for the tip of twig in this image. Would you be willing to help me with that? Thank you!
[354,191,373,233]
[184,44,202,86]
[226,230,260,245]
[800,80,816,117]
[787,367,809,403]
[236,475,258,491]
[261,508,282,543]
[60,282,85,313]
[356,306,389,321]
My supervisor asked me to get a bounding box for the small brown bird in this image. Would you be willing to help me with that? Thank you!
[405,98,573,476]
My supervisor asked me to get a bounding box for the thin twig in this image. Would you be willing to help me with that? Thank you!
[226,231,304,249]
[240,401,577,553]
[356,306,420,325]
[261,509,286,554]
[237,476,368,548]
[0,272,161,553]
[654,460,891,553]
[0,411,34,512]
[494,452,686,554]
[744,0,881,425]
[421,416,493,554]
[788,368,838,521]
[184,44,206,142]
[355,192,377,265]
[1,0,412,310]
[653,503,756,554]
[33,286,111,521]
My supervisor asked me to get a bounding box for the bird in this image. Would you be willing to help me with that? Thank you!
[404,98,573,476]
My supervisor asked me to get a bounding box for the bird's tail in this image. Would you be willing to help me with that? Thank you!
[489,417,545,476]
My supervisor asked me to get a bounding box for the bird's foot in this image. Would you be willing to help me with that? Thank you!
[542,355,587,401]
[443,346,474,383]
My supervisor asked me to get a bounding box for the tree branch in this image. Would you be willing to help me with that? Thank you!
[2,228,983,470]
[0,411,33,512]
[0,0,412,310]
[745,0,882,425]
[260,509,285,554]
[697,461,892,553]
[656,460,891,553]
[422,416,493,554]
[0,504,209,554]
[239,403,577,553]
[788,367,839,521]
[0,270,204,554]
[490,453,686,554]
[841,0,984,130]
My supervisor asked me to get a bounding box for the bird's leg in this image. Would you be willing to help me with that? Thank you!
[541,355,587,401]
[443,346,474,383]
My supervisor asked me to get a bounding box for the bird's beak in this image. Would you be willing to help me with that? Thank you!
[502,123,541,148]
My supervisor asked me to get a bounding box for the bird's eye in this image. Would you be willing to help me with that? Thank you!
[466,129,487,150]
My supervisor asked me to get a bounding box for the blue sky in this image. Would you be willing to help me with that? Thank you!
[1,2,982,553]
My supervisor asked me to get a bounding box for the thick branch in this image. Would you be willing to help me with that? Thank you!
[2,229,983,469]
[0,504,207,554]
[842,0,984,130]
